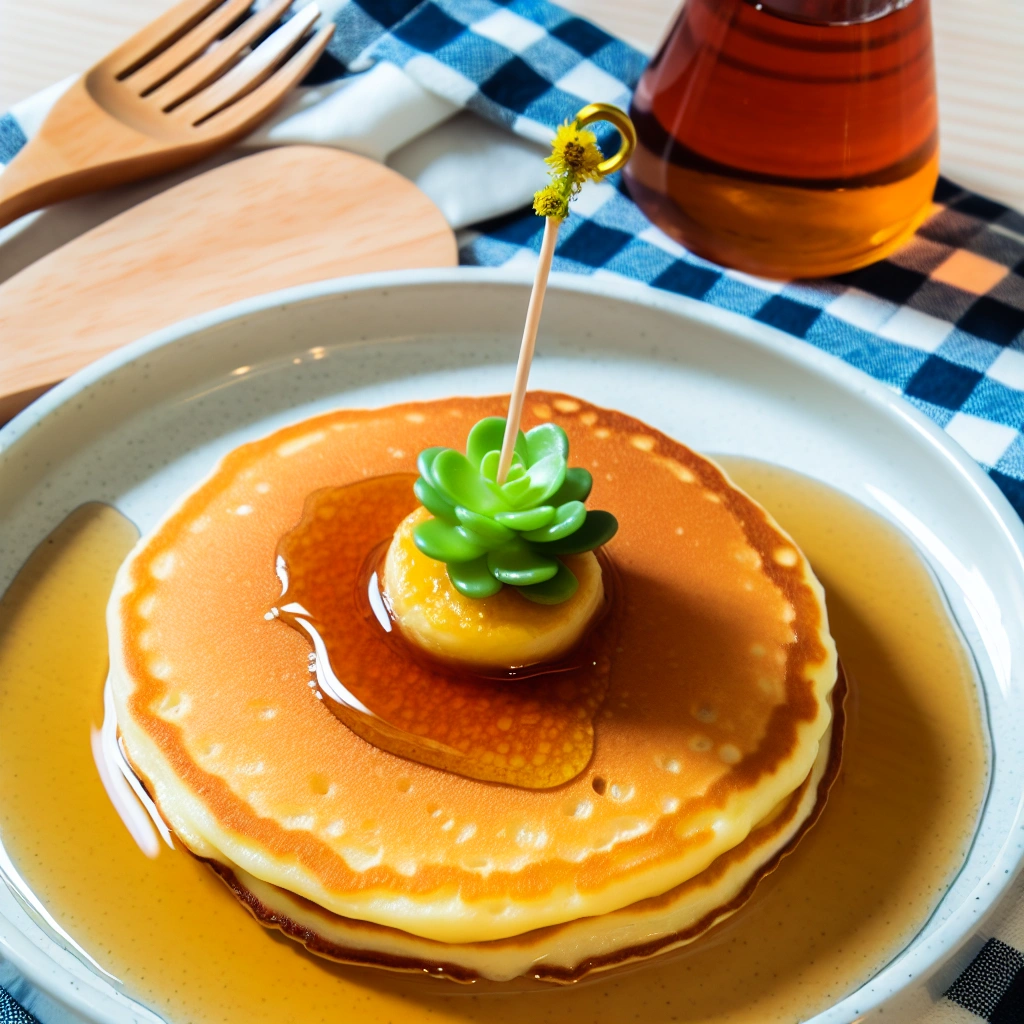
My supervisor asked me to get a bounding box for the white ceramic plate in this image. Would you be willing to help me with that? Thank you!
[1,269,1023,1024]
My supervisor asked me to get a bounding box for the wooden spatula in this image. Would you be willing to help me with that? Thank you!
[0,145,458,423]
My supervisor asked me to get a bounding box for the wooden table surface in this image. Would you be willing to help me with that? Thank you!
[0,0,1022,210]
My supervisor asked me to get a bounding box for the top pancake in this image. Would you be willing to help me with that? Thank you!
[108,393,837,944]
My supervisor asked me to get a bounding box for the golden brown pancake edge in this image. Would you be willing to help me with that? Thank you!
[108,392,839,943]
[198,668,845,983]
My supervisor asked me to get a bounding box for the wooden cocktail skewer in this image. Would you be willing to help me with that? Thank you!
[496,217,560,483]
[496,103,637,484]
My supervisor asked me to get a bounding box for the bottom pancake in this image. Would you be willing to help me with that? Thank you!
[110,394,840,945]
[200,672,845,984]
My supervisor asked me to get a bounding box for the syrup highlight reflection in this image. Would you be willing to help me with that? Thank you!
[269,473,620,789]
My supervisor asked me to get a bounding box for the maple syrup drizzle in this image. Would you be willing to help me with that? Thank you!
[0,463,988,1024]
[269,474,620,789]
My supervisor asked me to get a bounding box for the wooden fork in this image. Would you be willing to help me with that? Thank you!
[0,0,334,228]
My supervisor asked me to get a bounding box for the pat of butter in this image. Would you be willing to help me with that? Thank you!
[383,507,603,670]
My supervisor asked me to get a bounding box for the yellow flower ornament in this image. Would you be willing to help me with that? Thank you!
[532,103,637,221]
[532,185,570,219]
[547,122,604,180]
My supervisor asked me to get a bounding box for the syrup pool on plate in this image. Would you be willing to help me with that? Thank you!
[0,461,987,1024]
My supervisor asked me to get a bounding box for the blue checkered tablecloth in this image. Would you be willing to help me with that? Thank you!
[324,0,1024,524]
[349,0,1024,513]
[2,2,1024,1022]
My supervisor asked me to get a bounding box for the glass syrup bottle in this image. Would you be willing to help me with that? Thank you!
[624,0,938,278]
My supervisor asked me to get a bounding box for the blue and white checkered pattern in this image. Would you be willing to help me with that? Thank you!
[320,0,1024,515]
[462,177,1024,515]
[326,0,644,147]
[345,0,1024,517]
[4,0,1022,523]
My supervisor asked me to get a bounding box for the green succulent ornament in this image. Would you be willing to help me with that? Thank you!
[412,417,617,605]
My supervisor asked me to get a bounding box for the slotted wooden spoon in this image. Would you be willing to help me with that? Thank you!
[0,0,333,228]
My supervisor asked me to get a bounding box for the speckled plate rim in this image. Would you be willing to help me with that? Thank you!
[0,266,1022,1024]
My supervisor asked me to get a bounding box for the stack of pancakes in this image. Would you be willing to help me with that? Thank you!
[108,393,841,982]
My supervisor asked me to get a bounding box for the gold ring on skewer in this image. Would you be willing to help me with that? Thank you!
[573,103,637,175]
